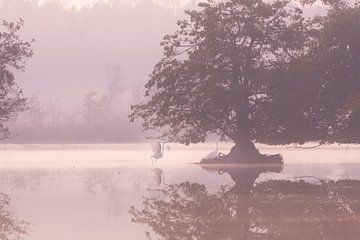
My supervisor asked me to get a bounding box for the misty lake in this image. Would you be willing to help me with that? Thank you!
[1,143,360,240]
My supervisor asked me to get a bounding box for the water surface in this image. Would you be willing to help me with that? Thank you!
[1,144,360,240]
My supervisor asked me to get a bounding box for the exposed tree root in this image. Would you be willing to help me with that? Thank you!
[200,143,284,165]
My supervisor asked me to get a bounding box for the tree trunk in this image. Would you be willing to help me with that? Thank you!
[201,139,283,164]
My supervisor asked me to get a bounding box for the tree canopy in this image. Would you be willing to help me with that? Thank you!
[0,19,33,139]
[305,2,360,144]
[130,0,360,148]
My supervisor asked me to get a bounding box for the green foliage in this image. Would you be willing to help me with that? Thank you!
[0,19,33,139]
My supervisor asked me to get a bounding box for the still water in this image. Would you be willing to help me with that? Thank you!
[0,143,360,240]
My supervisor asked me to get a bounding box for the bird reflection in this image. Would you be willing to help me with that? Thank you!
[130,164,360,240]
[151,168,166,187]
[0,169,60,193]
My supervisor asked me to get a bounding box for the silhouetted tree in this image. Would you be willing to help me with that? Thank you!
[301,1,360,144]
[83,92,100,125]
[26,95,43,126]
[107,63,124,103]
[0,19,33,139]
[131,0,360,161]
[48,99,63,126]
[130,0,313,162]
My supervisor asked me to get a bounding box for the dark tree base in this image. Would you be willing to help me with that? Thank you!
[201,142,284,165]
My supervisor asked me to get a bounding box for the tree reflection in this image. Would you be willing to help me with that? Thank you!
[130,165,360,240]
[0,193,28,240]
[0,169,64,193]
[201,163,283,192]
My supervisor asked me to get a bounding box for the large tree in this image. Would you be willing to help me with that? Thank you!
[0,19,33,139]
[130,0,358,162]
[130,0,311,162]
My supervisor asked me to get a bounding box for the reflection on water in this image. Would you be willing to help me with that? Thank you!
[130,165,360,240]
[150,168,166,187]
[0,193,28,240]
[201,164,283,192]
[1,144,360,239]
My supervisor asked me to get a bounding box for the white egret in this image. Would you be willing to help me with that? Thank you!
[150,140,166,164]
[202,142,219,161]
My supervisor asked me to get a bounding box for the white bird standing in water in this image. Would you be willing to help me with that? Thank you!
[202,142,219,161]
[150,140,166,164]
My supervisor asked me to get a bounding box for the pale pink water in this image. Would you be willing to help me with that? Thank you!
[1,143,360,240]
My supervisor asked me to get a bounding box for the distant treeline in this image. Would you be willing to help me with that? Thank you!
[5,79,145,143]
[5,124,144,143]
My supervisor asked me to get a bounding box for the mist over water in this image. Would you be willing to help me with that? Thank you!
[1,144,360,240]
